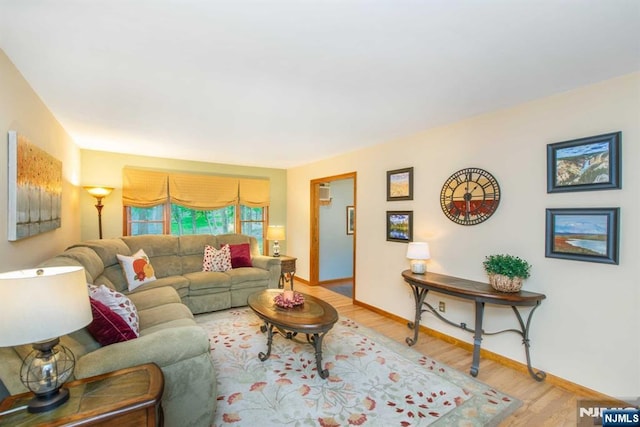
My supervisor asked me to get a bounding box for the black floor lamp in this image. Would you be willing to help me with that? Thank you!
[84,186,114,239]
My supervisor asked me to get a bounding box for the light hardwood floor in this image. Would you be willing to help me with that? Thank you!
[296,280,594,426]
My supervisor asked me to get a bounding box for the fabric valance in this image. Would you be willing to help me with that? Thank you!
[122,168,169,208]
[169,174,239,210]
[123,168,269,210]
[239,178,271,207]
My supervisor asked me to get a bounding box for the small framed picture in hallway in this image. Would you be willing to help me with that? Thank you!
[346,206,355,235]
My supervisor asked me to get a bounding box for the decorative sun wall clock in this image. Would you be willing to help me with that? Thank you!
[440,167,501,226]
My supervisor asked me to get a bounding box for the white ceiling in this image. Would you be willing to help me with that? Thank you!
[1,1,639,168]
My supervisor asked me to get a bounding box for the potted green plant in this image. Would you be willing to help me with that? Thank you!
[482,254,531,292]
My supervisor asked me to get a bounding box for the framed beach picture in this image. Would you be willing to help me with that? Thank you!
[387,167,413,201]
[386,211,413,243]
[547,132,621,193]
[545,208,619,264]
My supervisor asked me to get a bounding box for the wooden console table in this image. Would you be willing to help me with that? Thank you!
[0,363,164,426]
[401,270,546,381]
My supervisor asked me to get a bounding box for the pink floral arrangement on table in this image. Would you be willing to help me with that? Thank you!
[273,290,304,308]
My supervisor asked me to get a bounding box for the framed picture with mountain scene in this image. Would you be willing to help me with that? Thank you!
[386,211,412,243]
[547,132,621,193]
[545,208,619,264]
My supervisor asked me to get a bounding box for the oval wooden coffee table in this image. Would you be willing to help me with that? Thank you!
[248,289,338,379]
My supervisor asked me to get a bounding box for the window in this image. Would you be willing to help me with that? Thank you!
[128,205,167,235]
[125,204,268,253]
[122,169,270,253]
[171,205,235,235]
[240,206,266,251]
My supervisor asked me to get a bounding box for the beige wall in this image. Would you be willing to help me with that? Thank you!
[0,50,82,271]
[80,150,287,250]
[287,73,640,397]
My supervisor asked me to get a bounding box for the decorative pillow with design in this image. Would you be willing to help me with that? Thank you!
[87,297,137,346]
[116,249,156,291]
[88,284,140,336]
[229,243,253,268]
[202,244,232,272]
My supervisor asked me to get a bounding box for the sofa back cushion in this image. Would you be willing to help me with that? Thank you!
[179,235,219,273]
[122,235,182,278]
[69,238,133,292]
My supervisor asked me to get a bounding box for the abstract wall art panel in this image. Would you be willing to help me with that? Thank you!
[8,131,62,241]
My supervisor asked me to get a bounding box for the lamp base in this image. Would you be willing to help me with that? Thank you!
[27,387,70,413]
[410,260,427,274]
[20,338,75,413]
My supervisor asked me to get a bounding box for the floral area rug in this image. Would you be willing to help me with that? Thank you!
[196,308,520,426]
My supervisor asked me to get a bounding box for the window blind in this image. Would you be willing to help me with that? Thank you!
[239,178,271,207]
[122,168,169,207]
[123,168,270,209]
[169,173,239,210]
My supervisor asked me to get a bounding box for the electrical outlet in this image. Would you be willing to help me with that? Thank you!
[438,301,446,312]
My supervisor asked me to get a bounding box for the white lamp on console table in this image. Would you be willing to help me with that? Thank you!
[406,242,430,274]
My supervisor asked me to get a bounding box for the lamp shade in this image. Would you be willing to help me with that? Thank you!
[0,266,92,347]
[84,186,114,199]
[266,225,286,241]
[406,242,431,260]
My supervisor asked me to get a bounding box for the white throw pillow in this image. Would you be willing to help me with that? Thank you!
[117,248,156,291]
[202,244,232,272]
[88,284,140,337]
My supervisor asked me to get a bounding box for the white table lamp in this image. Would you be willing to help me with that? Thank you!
[266,225,286,257]
[0,266,92,413]
[406,242,431,274]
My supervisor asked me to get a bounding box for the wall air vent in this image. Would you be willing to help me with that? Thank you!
[319,183,331,201]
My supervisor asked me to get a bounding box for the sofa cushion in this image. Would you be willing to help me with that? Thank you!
[138,302,194,331]
[184,271,231,295]
[203,244,231,272]
[87,298,138,346]
[129,275,190,298]
[70,238,132,269]
[229,243,252,268]
[89,284,140,335]
[225,267,271,286]
[117,249,157,291]
[179,234,218,256]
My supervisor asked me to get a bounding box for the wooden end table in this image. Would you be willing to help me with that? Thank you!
[277,255,297,290]
[248,289,338,379]
[0,363,164,426]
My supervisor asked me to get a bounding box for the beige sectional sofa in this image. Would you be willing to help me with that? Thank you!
[0,233,281,427]
[39,233,282,314]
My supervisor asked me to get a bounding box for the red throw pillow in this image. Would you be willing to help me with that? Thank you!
[229,243,252,268]
[87,298,138,346]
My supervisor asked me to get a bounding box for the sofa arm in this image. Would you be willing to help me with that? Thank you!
[252,255,282,289]
[251,255,280,270]
[127,286,181,311]
[75,326,210,379]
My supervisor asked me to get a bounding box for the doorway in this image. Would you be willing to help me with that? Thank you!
[310,172,356,298]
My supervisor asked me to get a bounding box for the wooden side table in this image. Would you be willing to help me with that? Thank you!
[0,363,164,426]
[277,255,297,290]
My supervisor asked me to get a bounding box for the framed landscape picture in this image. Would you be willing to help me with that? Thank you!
[386,211,413,243]
[387,167,413,201]
[547,132,621,193]
[545,208,619,264]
